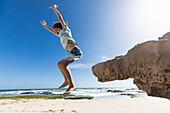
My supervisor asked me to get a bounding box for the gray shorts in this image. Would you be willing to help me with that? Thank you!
[63,46,83,61]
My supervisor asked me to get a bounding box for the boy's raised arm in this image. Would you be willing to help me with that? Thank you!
[49,5,65,26]
[40,20,59,37]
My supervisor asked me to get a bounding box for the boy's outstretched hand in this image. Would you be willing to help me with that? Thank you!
[40,20,46,26]
[49,4,59,9]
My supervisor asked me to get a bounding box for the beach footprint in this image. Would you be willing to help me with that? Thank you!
[71,109,78,113]
[60,109,64,113]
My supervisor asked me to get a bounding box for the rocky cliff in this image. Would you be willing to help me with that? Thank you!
[92,38,170,100]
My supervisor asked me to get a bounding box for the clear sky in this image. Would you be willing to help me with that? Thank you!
[0,0,170,89]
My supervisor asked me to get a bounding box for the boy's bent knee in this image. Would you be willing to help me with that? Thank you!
[57,61,64,68]
[60,62,67,68]
[57,60,67,68]
[57,59,74,68]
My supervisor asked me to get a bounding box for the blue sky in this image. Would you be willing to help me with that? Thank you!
[0,0,170,89]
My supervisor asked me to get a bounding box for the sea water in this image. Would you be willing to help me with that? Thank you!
[0,87,148,98]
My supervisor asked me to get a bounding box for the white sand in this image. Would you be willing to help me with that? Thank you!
[0,96,170,113]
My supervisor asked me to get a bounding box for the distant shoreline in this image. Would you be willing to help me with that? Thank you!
[0,87,147,100]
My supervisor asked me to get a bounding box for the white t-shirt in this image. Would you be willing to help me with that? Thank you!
[58,25,76,51]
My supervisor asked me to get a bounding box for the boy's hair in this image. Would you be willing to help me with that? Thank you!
[53,22,63,29]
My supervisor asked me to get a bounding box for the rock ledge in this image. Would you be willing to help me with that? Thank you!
[92,38,170,100]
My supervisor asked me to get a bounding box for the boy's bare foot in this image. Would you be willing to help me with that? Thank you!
[62,86,76,95]
[58,81,69,89]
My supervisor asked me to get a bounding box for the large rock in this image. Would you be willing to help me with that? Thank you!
[92,36,170,100]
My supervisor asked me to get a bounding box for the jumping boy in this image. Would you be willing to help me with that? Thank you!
[40,4,83,95]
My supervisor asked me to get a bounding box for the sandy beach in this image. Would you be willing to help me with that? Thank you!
[0,96,169,113]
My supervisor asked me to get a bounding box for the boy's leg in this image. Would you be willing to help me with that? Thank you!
[58,59,76,94]
[57,61,69,89]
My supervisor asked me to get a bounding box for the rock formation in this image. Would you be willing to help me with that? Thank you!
[92,33,170,100]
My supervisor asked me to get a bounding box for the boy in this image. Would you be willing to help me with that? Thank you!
[40,4,83,95]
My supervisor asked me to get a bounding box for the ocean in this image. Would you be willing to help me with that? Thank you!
[0,87,148,98]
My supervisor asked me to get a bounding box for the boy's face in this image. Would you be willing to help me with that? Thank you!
[54,28,61,34]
